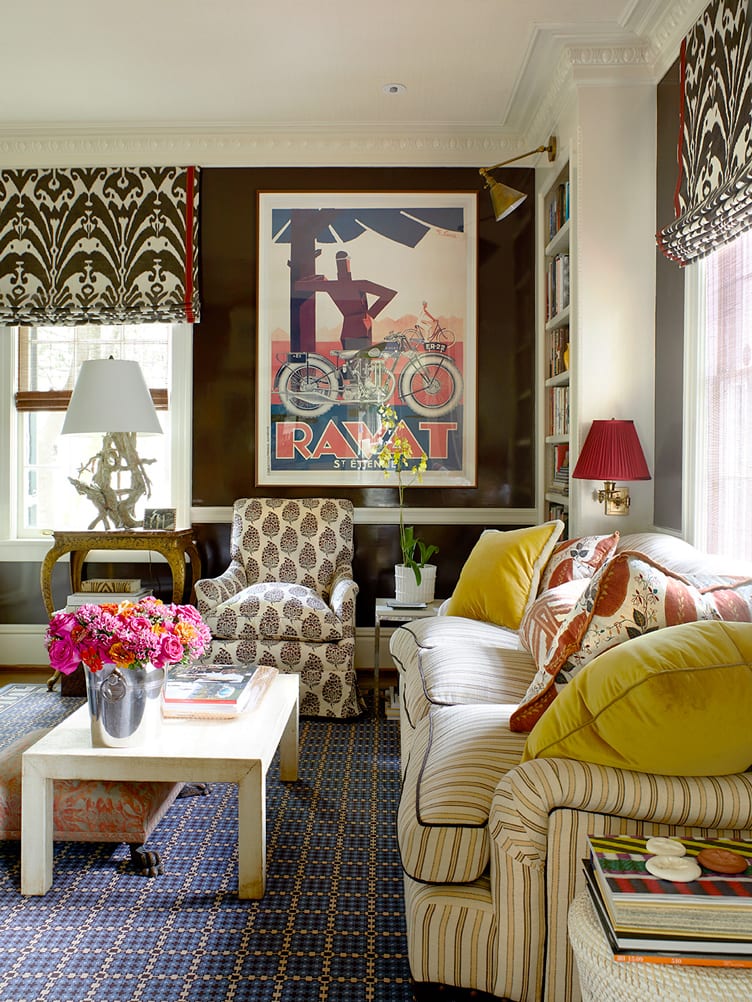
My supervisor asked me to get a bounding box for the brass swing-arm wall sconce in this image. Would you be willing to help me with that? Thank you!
[572,419,651,515]
[479,136,557,220]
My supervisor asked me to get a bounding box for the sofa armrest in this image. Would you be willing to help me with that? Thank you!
[487,757,752,1002]
[490,757,752,867]
[194,563,248,615]
[329,570,358,638]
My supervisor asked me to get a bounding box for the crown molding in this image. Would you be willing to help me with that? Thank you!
[0,126,530,169]
[645,0,708,80]
[522,0,705,147]
[0,0,707,172]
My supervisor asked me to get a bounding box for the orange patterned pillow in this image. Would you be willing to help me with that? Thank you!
[538,532,620,592]
[698,577,752,621]
[510,551,716,732]
[518,579,588,667]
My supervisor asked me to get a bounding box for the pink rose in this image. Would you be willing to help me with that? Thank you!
[158,632,185,666]
[48,635,81,676]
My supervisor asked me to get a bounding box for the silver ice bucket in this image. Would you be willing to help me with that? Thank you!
[84,663,166,748]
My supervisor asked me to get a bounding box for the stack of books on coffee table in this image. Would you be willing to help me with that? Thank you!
[162,664,279,718]
[583,833,752,968]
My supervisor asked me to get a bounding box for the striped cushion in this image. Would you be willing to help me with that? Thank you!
[398,704,527,885]
[404,874,497,993]
[390,616,535,733]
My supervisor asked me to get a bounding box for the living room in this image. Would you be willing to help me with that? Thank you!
[0,0,697,663]
[2,2,752,1001]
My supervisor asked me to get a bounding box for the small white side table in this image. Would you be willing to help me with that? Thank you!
[373,597,444,714]
[568,890,752,1002]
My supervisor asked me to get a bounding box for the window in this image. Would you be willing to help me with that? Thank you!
[685,229,752,560]
[1,324,192,553]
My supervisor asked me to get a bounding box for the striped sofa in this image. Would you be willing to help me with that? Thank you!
[391,531,752,1002]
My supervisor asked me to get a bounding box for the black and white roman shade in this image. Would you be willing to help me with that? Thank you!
[0,165,200,324]
[657,0,752,266]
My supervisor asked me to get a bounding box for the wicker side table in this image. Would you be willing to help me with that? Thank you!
[568,891,752,1002]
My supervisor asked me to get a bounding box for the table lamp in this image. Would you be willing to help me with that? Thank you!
[61,357,163,529]
[572,419,651,514]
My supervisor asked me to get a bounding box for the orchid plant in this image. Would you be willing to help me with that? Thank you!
[45,597,211,676]
[376,405,439,585]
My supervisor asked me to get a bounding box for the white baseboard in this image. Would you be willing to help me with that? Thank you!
[0,625,49,666]
[2,624,386,673]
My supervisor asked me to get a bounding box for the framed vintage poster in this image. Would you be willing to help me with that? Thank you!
[256,192,477,487]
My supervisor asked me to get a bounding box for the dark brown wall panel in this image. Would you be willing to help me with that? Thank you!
[191,167,536,623]
[2,166,535,627]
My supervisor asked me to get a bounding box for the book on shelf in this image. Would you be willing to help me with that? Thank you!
[547,503,568,526]
[66,588,152,607]
[547,385,570,437]
[162,664,278,718]
[545,253,570,321]
[583,861,752,968]
[79,578,143,593]
[587,834,752,939]
[547,327,570,378]
[547,180,570,242]
[547,445,569,497]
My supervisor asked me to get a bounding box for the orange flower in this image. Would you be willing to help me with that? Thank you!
[109,642,136,668]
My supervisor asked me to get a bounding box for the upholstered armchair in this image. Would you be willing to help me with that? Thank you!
[194,497,360,717]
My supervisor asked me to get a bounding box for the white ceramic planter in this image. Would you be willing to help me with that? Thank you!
[394,563,436,604]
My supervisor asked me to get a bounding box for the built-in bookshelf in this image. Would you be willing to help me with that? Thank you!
[539,161,572,534]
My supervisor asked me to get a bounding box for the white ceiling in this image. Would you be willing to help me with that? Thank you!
[0,0,706,166]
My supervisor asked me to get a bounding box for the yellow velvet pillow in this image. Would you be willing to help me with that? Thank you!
[522,619,752,776]
[445,521,564,630]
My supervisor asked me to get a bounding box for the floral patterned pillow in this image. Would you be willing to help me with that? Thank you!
[518,579,589,667]
[510,551,716,732]
[538,532,620,593]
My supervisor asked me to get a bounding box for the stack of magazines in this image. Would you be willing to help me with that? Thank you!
[162,664,278,718]
[583,833,752,968]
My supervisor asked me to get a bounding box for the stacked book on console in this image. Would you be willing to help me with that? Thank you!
[66,578,151,607]
[66,589,152,607]
[583,833,752,968]
[162,664,279,718]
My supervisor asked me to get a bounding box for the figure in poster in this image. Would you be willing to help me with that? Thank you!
[296,251,398,348]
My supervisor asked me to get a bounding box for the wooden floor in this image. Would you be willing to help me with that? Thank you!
[0,666,53,686]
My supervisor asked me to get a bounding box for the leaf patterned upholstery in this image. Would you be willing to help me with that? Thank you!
[195,498,361,717]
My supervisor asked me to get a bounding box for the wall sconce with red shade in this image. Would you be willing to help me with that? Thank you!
[572,419,651,515]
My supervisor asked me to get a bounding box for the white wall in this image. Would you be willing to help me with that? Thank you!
[540,80,657,537]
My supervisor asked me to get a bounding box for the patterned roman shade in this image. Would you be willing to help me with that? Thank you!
[0,165,200,324]
[657,0,752,265]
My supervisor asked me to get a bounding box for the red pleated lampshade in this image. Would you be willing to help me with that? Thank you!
[572,420,651,481]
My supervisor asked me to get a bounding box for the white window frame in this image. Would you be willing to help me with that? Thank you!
[682,260,704,548]
[683,241,752,564]
[0,324,193,561]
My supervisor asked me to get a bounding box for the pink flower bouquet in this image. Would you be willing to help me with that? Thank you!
[45,597,212,675]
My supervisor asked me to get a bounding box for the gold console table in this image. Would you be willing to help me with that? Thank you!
[40,528,202,618]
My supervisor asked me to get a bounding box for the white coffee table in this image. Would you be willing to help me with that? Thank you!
[21,673,299,899]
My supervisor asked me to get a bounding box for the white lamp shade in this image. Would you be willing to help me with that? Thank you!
[61,358,162,435]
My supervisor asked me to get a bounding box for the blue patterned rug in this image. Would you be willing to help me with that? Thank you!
[0,685,419,1001]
